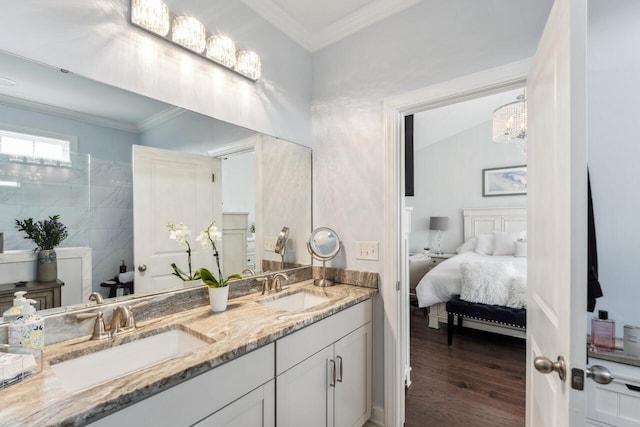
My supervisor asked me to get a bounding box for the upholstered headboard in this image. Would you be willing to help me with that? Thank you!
[463,207,527,241]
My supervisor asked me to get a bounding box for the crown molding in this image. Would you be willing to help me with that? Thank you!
[0,93,139,133]
[311,0,422,51]
[242,0,421,52]
[137,107,186,132]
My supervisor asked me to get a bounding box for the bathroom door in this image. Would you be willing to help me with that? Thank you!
[133,145,222,294]
[526,0,587,424]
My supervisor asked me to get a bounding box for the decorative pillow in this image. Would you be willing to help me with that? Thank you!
[492,232,523,256]
[474,234,493,255]
[514,240,527,257]
[456,237,477,254]
[506,275,527,309]
[459,261,515,306]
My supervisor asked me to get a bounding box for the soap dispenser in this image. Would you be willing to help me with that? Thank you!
[2,291,28,321]
[8,299,44,350]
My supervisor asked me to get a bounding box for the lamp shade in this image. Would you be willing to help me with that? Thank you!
[429,216,449,231]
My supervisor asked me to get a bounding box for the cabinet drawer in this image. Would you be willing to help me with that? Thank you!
[276,299,371,375]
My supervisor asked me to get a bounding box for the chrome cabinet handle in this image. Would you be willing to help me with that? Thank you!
[336,355,343,382]
[137,264,147,272]
[329,359,336,387]
[534,355,566,382]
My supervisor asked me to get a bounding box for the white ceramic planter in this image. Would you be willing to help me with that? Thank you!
[208,286,229,312]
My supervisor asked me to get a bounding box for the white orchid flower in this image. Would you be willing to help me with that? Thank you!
[167,222,191,246]
[195,231,210,247]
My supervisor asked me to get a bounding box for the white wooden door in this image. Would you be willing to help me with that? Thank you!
[334,324,372,427]
[133,145,221,294]
[526,0,587,425]
[276,346,333,427]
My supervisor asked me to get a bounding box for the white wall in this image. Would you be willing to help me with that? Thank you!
[0,0,312,147]
[311,0,552,409]
[587,0,640,336]
[406,120,527,254]
[221,152,256,226]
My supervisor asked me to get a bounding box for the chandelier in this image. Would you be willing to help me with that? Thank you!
[492,92,527,144]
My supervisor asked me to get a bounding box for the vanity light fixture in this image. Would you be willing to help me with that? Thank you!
[131,0,170,37]
[206,35,236,68]
[171,16,206,53]
[129,0,261,81]
[235,51,261,80]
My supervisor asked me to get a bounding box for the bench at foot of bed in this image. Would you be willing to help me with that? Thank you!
[445,295,526,346]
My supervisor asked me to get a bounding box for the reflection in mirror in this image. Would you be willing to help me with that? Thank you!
[274,227,289,268]
[0,49,311,315]
[307,227,341,287]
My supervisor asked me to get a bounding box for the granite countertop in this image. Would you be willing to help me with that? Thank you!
[0,281,377,426]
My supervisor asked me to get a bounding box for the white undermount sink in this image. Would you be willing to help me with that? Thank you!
[260,291,331,312]
[51,328,208,392]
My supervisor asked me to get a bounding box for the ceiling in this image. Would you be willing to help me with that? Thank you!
[413,88,525,150]
[241,0,422,51]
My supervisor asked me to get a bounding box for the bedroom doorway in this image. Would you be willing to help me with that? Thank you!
[380,60,531,427]
[403,88,528,426]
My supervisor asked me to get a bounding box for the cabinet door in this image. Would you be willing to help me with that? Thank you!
[333,324,372,427]
[277,346,334,427]
[193,380,274,427]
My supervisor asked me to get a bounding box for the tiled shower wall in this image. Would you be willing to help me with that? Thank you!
[0,155,133,295]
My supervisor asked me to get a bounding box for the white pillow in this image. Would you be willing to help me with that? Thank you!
[506,275,527,309]
[474,234,493,255]
[456,237,477,254]
[459,261,515,306]
[492,232,520,256]
[514,240,527,257]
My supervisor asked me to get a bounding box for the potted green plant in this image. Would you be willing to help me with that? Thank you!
[195,221,242,312]
[15,214,68,282]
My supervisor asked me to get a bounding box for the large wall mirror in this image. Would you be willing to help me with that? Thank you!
[0,49,312,314]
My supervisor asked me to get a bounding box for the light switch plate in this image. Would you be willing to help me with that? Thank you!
[356,241,379,260]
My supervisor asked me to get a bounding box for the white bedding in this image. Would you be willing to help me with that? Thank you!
[415,252,527,308]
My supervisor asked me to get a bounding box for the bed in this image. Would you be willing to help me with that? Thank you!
[414,207,527,339]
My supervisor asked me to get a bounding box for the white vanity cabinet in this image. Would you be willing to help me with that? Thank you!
[276,299,372,427]
[586,358,640,426]
[222,212,249,275]
[91,343,275,427]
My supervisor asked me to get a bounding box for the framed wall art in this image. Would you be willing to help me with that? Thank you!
[482,165,527,197]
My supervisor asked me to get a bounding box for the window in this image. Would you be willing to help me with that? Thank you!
[0,129,71,162]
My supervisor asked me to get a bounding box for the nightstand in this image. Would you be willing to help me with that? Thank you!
[428,252,455,269]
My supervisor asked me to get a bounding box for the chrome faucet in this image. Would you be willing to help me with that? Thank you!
[89,292,104,305]
[272,273,289,292]
[110,305,134,336]
[242,268,256,277]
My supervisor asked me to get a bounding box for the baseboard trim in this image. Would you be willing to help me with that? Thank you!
[367,404,385,426]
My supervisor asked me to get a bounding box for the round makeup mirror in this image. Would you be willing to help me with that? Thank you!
[307,227,341,287]
[274,226,289,268]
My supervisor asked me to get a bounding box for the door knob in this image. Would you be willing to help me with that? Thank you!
[534,355,566,381]
[586,365,613,385]
[138,264,147,272]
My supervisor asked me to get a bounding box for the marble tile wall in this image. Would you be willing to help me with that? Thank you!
[89,158,133,292]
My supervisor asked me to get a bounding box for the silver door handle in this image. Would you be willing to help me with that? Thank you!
[534,355,566,382]
[138,264,147,272]
[336,355,343,382]
[586,365,614,385]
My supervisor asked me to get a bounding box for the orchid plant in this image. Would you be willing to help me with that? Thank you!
[167,222,200,281]
[195,221,242,288]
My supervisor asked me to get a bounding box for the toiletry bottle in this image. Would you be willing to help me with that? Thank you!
[591,310,615,352]
[120,260,127,274]
[2,291,28,321]
[8,299,44,350]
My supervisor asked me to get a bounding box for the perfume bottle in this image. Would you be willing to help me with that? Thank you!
[591,310,615,352]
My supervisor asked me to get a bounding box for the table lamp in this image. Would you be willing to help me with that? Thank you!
[429,216,449,255]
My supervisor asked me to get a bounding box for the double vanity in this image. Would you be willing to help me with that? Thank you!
[0,278,376,426]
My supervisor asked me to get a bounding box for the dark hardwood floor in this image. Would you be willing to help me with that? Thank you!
[405,309,526,427]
